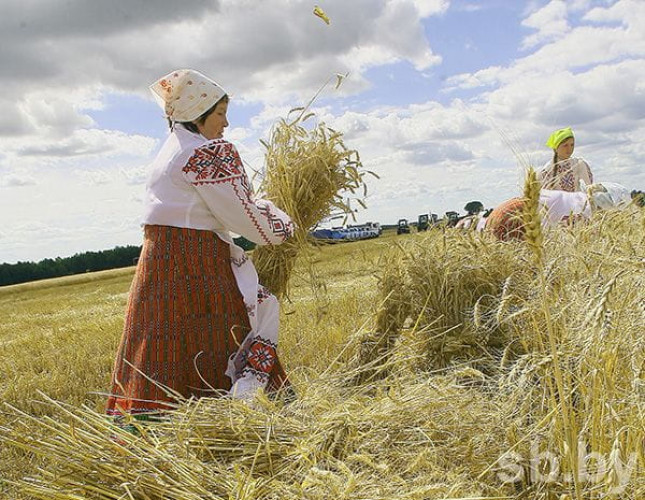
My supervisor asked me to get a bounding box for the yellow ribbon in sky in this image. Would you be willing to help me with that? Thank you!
[313,5,330,25]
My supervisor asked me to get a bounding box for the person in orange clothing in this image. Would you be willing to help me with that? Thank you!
[484,197,526,241]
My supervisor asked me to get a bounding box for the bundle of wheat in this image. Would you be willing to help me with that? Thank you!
[352,168,554,375]
[252,111,374,299]
[346,205,645,499]
[350,232,532,378]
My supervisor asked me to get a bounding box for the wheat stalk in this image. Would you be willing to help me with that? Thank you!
[522,167,544,268]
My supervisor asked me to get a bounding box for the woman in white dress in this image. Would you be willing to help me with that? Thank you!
[538,127,593,192]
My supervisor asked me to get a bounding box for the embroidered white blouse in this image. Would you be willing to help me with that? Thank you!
[538,156,593,193]
[143,125,293,244]
[142,124,295,398]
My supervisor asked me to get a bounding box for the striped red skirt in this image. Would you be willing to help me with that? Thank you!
[486,198,526,242]
[106,225,287,416]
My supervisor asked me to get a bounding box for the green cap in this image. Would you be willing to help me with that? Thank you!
[546,127,574,149]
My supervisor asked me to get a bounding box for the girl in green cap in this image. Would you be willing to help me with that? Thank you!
[538,127,593,192]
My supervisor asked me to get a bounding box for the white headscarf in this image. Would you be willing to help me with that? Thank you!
[149,69,227,123]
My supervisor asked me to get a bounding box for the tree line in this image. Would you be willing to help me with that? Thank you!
[0,237,257,287]
[0,246,142,287]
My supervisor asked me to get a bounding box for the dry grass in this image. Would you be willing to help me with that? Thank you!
[1,207,644,499]
[349,205,645,499]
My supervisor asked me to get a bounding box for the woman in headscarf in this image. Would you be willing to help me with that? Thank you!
[106,69,295,420]
[538,127,593,192]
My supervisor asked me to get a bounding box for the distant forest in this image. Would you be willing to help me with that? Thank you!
[0,245,142,287]
[0,237,256,287]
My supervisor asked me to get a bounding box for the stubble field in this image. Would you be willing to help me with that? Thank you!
[0,215,643,499]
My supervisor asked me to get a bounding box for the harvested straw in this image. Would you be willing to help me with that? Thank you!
[2,210,644,500]
[252,108,374,299]
[2,368,512,500]
[350,233,532,379]
[349,254,413,384]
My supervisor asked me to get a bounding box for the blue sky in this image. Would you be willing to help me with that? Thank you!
[1,0,643,264]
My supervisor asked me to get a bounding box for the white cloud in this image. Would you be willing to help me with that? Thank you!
[120,164,150,186]
[406,0,449,18]
[0,0,444,185]
[584,0,643,26]
[521,0,570,49]
[448,0,645,91]
[2,174,37,187]
[19,92,96,137]
[0,168,146,263]
[316,99,525,221]
[568,0,596,11]
[445,66,503,90]
[0,0,442,116]
[76,170,114,186]
[459,4,484,13]
[3,217,143,263]
[15,129,157,160]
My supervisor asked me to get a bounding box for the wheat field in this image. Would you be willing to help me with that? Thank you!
[0,211,644,499]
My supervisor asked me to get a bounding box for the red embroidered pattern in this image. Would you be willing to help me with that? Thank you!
[258,204,293,242]
[231,182,273,245]
[231,335,277,383]
[183,139,292,245]
[557,165,576,192]
[231,254,249,267]
[247,341,277,372]
[183,141,246,185]
[548,159,578,192]
[257,285,271,304]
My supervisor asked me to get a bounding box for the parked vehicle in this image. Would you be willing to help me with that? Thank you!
[417,213,439,231]
[417,214,429,231]
[444,211,460,227]
[364,221,382,235]
[347,223,380,239]
[397,218,411,235]
[309,222,381,242]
